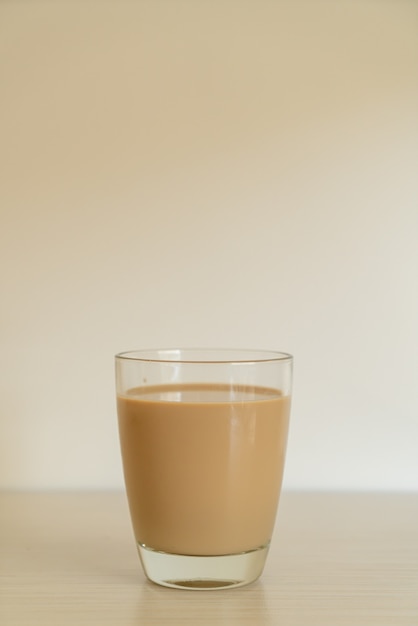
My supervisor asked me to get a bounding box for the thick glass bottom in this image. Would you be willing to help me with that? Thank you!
[137,543,269,590]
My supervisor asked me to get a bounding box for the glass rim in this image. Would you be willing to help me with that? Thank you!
[115,348,293,364]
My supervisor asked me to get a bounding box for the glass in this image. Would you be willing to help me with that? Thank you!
[115,348,292,590]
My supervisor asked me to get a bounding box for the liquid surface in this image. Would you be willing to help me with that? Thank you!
[125,383,281,403]
[118,383,290,556]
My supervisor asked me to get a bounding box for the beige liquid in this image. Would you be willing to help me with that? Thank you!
[117,383,290,556]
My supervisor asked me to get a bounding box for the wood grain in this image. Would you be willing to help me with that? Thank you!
[1,492,417,625]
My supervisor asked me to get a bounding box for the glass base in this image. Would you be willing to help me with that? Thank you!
[137,543,269,590]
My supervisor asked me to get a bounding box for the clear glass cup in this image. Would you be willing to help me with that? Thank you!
[115,348,292,590]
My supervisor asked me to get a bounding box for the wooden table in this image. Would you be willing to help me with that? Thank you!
[1,492,417,625]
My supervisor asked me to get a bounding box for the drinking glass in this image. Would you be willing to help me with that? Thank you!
[115,348,292,589]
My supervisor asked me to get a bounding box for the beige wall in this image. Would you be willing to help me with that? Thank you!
[1,0,417,490]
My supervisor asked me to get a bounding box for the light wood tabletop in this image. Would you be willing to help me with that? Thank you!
[1,491,417,625]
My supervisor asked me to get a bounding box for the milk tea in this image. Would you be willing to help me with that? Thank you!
[117,383,290,556]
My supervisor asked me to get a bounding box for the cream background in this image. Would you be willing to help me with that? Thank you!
[1,0,417,490]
